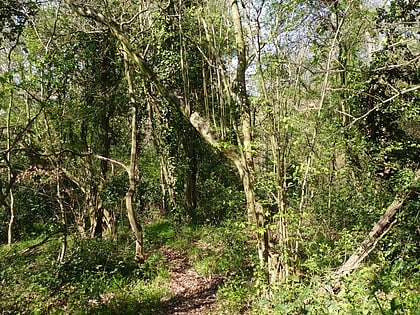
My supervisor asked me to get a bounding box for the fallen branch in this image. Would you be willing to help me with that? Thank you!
[316,169,419,294]
[334,168,419,278]
[334,191,413,278]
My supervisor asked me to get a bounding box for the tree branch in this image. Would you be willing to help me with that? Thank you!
[348,84,420,128]
[65,0,243,168]
[95,154,129,174]
[334,169,419,278]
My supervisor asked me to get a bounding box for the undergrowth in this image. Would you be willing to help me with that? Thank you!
[1,216,418,314]
[0,218,256,314]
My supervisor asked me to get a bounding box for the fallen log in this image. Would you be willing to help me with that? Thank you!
[317,169,419,294]
[334,169,419,278]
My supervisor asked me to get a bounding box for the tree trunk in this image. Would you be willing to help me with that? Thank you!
[124,55,145,266]
[231,0,269,275]
[57,165,67,263]
[149,100,177,212]
[125,105,145,266]
[81,127,109,239]
[103,208,116,241]
[7,193,14,246]
[182,129,198,220]
[92,183,104,238]
[98,35,116,238]
[85,176,103,239]
[6,50,15,246]
[159,155,177,211]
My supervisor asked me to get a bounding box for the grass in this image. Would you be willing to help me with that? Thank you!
[0,230,170,314]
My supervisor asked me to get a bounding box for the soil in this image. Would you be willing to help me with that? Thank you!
[156,246,224,315]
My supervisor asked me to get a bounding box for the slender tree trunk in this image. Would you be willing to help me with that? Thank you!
[159,155,177,211]
[184,155,197,219]
[159,162,168,213]
[6,48,15,246]
[98,35,116,238]
[149,100,177,212]
[7,192,14,246]
[81,124,107,239]
[84,174,103,238]
[124,54,145,266]
[269,133,290,282]
[125,105,145,266]
[7,109,15,245]
[231,0,269,274]
[92,183,104,238]
[182,129,198,220]
[103,208,116,241]
[57,165,67,263]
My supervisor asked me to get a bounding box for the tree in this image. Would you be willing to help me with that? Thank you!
[333,0,420,279]
[0,0,38,245]
[359,0,419,168]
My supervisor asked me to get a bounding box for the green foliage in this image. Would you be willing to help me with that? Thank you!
[194,151,245,224]
[218,274,255,314]
[144,219,177,250]
[58,238,137,282]
[144,218,256,277]
[250,261,420,315]
[0,217,258,314]
[0,0,38,44]
[138,148,162,213]
[7,183,59,242]
[102,171,127,209]
[191,220,256,276]
[0,232,171,314]
[1,205,419,314]
[195,174,245,224]
[355,0,420,170]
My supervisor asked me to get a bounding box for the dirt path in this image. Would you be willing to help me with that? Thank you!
[157,246,224,315]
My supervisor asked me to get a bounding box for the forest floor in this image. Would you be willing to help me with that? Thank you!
[2,217,418,314]
[156,246,224,315]
[0,219,252,314]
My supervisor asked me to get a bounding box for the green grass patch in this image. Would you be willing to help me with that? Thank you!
[0,230,173,314]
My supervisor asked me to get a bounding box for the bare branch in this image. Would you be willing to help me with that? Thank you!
[372,55,420,72]
[94,154,129,173]
[348,84,420,128]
